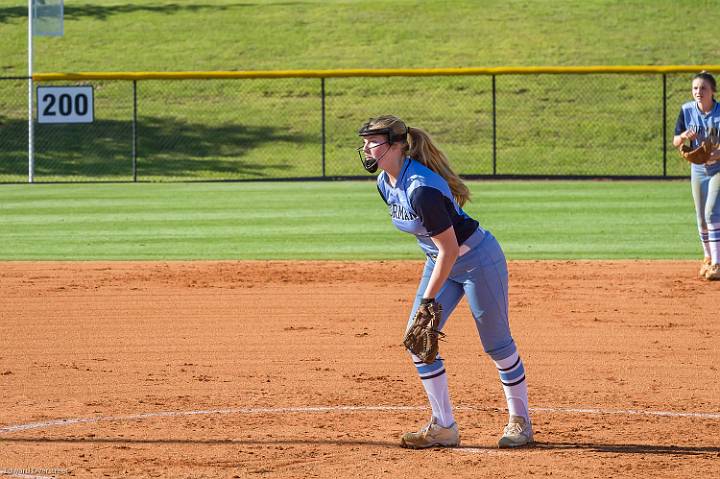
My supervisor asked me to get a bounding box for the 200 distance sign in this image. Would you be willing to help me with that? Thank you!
[37,86,94,124]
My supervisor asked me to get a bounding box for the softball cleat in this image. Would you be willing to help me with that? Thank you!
[498,415,534,448]
[704,263,720,281]
[400,417,460,449]
[699,258,712,278]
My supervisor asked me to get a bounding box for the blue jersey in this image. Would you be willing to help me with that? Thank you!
[376,158,481,256]
[675,100,720,172]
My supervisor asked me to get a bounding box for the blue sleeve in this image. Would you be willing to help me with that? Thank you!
[674,109,686,136]
[409,186,453,236]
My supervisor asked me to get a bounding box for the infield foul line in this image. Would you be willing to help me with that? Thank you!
[1,404,719,435]
[0,469,65,479]
[0,473,55,479]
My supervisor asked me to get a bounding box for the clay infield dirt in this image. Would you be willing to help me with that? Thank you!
[0,260,718,479]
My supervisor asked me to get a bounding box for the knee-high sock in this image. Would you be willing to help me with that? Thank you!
[700,228,712,260]
[708,223,720,264]
[494,350,529,421]
[412,353,455,428]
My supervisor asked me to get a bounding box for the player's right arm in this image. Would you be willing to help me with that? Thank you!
[673,110,697,148]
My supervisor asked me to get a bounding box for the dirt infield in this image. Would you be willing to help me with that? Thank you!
[1,260,718,479]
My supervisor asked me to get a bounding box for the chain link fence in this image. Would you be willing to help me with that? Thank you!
[0,71,703,182]
[0,78,29,181]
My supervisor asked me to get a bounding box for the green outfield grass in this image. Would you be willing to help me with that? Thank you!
[0,181,699,260]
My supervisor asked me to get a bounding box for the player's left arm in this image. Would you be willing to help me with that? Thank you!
[708,124,720,162]
[710,146,720,162]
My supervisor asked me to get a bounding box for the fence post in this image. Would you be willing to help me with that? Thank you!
[321,77,326,178]
[492,75,497,176]
[132,80,138,182]
[28,0,34,183]
[662,73,667,177]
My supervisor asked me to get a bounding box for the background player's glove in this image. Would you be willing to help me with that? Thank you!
[679,128,720,165]
[403,299,444,364]
[679,138,714,165]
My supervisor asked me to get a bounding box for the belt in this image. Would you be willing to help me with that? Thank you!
[426,228,486,261]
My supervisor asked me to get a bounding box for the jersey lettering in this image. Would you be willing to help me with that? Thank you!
[389,203,418,221]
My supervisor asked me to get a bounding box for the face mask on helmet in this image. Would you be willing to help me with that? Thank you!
[356,122,408,173]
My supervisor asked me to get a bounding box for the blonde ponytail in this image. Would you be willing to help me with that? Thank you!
[407,126,471,207]
[360,115,471,206]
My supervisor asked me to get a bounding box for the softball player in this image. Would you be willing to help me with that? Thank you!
[357,115,533,449]
[673,71,720,280]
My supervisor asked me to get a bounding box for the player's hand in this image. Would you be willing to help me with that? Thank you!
[709,146,720,163]
[682,127,698,142]
[403,299,444,364]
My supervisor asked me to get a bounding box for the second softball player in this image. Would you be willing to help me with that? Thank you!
[673,71,720,280]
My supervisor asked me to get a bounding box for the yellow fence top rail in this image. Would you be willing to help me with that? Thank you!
[32,65,720,81]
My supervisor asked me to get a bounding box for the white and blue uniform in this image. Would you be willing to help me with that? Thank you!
[377,158,528,425]
[675,100,720,262]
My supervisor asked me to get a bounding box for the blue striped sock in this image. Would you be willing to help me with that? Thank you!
[494,351,529,420]
[412,354,455,428]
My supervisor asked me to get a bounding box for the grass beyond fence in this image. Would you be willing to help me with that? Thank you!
[1,1,718,182]
[0,181,699,260]
[1,1,715,74]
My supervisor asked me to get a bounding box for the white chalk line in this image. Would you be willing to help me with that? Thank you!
[0,470,66,479]
[1,404,718,436]
[0,474,55,479]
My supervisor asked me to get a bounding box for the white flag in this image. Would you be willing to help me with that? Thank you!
[33,0,64,37]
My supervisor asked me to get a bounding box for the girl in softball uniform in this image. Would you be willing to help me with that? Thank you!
[357,115,533,449]
[673,71,720,280]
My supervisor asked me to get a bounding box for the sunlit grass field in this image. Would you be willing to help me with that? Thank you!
[0,180,698,260]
